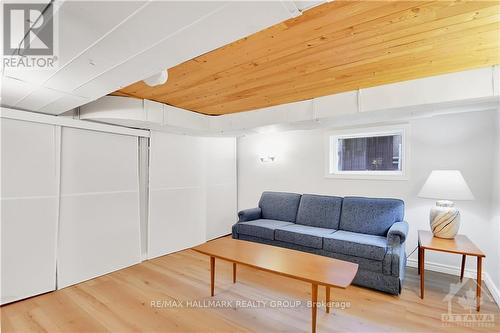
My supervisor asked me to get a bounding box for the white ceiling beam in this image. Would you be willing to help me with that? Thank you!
[76,67,500,137]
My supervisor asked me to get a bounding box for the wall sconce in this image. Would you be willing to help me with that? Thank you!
[260,156,276,163]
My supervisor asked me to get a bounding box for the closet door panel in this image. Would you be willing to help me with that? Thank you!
[1,119,58,304]
[1,198,58,304]
[58,192,140,287]
[1,119,57,198]
[59,129,138,194]
[58,128,141,288]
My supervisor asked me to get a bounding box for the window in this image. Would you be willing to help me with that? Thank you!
[326,125,408,179]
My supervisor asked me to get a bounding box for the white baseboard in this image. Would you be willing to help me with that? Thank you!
[407,258,500,308]
[484,273,500,309]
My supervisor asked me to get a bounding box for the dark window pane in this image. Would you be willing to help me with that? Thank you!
[337,134,402,171]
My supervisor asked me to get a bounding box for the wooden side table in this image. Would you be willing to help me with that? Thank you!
[418,230,486,311]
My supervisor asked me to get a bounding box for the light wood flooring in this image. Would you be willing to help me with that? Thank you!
[2,246,499,332]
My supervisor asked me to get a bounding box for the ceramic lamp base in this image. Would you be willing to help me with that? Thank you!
[429,200,460,239]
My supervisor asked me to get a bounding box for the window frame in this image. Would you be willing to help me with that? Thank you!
[325,124,410,180]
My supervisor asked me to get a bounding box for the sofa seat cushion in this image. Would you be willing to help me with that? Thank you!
[237,219,294,240]
[296,194,343,229]
[275,224,336,249]
[323,230,388,261]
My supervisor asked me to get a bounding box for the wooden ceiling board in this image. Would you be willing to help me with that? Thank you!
[113,1,500,115]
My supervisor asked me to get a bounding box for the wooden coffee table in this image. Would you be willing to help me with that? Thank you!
[418,230,486,311]
[192,237,358,333]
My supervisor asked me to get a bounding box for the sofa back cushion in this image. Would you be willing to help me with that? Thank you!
[339,197,404,236]
[259,191,301,222]
[296,194,343,229]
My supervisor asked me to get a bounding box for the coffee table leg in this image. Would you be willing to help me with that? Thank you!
[311,283,318,333]
[210,256,215,297]
[325,286,330,314]
[477,256,482,311]
[233,263,237,284]
[419,247,425,299]
[460,255,466,282]
[417,244,420,275]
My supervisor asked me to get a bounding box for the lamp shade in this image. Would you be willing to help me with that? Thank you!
[418,170,474,201]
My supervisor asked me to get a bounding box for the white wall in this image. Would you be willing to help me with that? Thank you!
[148,132,207,259]
[205,137,237,240]
[148,132,236,259]
[238,109,499,292]
[490,110,500,295]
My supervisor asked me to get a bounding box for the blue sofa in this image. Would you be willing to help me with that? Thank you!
[232,192,408,294]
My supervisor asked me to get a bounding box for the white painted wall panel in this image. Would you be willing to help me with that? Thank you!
[286,100,314,123]
[205,137,237,240]
[80,95,144,121]
[57,127,141,288]
[209,115,233,133]
[150,132,204,189]
[164,105,209,131]
[206,184,237,240]
[149,188,205,258]
[148,133,237,257]
[145,100,164,124]
[148,132,205,258]
[360,68,494,112]
[0,119,58,304]
[489,111,500,303]
[313,91,358,118]
[205,137,237,185]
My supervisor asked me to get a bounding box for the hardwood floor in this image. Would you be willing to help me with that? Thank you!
[2,247,498,332]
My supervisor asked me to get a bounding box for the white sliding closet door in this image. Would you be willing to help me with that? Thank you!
[205,137,237,240]
[1,119,58,304]
[57,128,141,288]
[148,132,206,259]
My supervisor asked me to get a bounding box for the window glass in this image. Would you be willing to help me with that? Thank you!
[337,134,402,172]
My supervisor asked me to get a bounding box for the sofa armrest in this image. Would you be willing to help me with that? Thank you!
[238,207,262,222]
[387,221,409,246]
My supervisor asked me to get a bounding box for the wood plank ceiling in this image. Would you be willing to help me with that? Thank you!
[113,1,500,115]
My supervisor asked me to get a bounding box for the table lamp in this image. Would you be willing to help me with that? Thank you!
[418,170,474,239]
